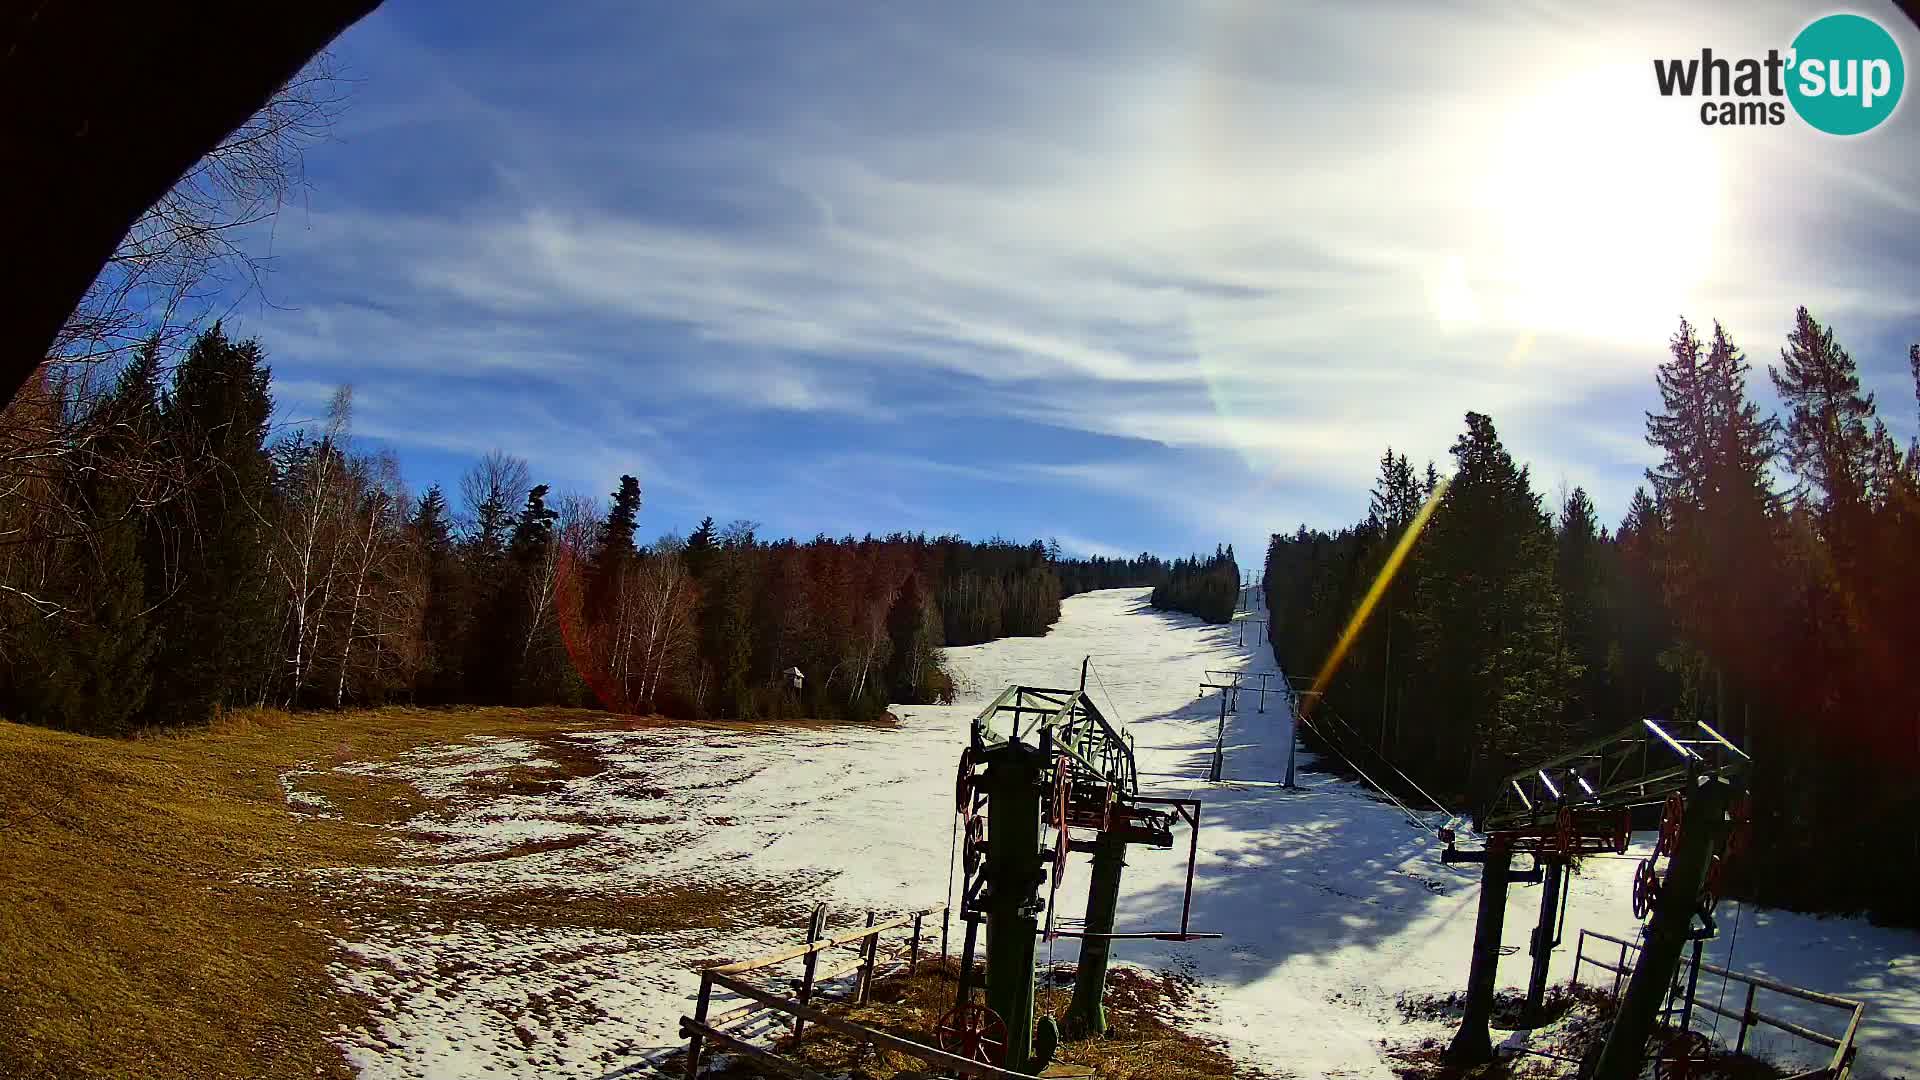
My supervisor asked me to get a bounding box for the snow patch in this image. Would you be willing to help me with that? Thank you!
[306,588,1920,1080]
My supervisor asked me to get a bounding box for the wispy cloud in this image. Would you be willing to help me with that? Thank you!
[236,0,1920,555]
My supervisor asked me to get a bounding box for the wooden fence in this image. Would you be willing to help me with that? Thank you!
[679,901,1041,1079]
[1572,929,1865,1079]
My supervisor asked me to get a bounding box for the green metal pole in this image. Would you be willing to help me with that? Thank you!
[1445,835,1513,1065]
[1065,829,1128,1037]
[1524,857,1566,1025]
[981,740,1046,1073]
[1590,778,1732,1080]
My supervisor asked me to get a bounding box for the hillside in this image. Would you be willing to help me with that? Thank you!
[5,589,1917,1079]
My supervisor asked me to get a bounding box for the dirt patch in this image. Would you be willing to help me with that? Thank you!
[465,734,612,796]
[1386,986,1786,1080]
[435,832,597,864]
[691,959,1263,1080]
[0,704,779,1080]
[330,875,820,937]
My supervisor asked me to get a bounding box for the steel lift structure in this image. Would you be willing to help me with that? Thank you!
[1439,717,1752,1079]
[941,660,1218,1074]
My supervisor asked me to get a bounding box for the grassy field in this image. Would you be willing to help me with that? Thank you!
[0,706,704,1080]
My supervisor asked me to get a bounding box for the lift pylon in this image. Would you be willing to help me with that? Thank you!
[948,660,1219,1071]
[1439,717,1750,1069]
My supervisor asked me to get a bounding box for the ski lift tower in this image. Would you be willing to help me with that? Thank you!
[1197,670,1290,783]
[945,659,1218,1073]
[1438,717,1751,1078]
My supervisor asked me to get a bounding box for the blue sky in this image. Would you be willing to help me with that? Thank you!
[234,0,1920,561]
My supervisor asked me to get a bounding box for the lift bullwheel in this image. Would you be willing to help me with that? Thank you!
[1651,1028,1712,1080]
[1631,857,1661,920]
[1699,854,1724,911]
[955,746,976,815]
[1555,807,1577,860]
[1655,792,1685,858]
[1049,767,1071,887]
[934,1002,1009,1066]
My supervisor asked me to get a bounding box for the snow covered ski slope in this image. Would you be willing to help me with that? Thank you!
[310,587,1920,1079]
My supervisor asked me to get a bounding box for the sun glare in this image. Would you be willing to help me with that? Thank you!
[1482,66,1723,346]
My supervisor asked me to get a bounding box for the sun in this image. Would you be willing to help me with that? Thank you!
[1480,65,1724,346]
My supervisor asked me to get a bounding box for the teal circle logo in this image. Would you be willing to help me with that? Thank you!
[1787,13,1905,135]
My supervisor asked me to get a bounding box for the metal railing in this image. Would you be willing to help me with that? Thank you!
[679,901,1036,1079]
[1572,929,1865,1078]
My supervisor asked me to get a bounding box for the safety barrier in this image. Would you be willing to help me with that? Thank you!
[678,901,1032,1079]
[1571,928,1865,1079]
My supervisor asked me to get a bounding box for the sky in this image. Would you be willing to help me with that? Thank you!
[232,0,1920,562]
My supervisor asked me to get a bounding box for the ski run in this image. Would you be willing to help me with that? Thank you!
[291,587,1920,1079]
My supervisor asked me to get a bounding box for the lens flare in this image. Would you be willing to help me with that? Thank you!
[1303,476,1451,717]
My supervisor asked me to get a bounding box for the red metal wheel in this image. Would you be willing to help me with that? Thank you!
[1556,808,1577,859]
[1655,793,1685,859]
[934,1002,1009,1066]
[1725,792,1754,861]
[1652,1029,1712,1080]
[1700,854,1724,910]
[963,814,986,876]
[1632,857,1659,920]
[955,747,975,815]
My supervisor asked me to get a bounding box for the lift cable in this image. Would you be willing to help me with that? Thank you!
[945,806,961,940]
[1291,706,1439,835]
[1311,696,1456,822]
[1086,660,1128,744]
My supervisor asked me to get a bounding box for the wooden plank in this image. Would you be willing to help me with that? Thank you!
[815,955,866,983]
[677,1018,831,1080]
[1832,1006,1863,1075]
[713,906,945,975]
[1750,1009,1844,1050]
[708,970,1033,1080]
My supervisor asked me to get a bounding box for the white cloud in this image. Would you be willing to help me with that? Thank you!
[252,0,1920,542]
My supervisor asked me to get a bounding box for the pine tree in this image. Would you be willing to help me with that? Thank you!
[684,515,717,580]
[1771,307,1879,519]
[12,350,162,732]
[1412,412,1573,797]
[1555,487,1607,735]
[587,475,641,616]
[409,485,467,702]
[142,324,277,727]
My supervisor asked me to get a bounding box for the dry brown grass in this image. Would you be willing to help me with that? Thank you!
[0,705,772,1080]
[702,959,1256,1080]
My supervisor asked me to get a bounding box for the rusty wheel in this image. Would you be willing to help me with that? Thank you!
[955,747,976,815]
[963,814,986,876]
[1632,857,1660,920]
[1655,792,1685,859]
[1700,854,1724,911]
[1556,807,1577,859]
[1652,1029,1712,1080]
[934,1002,1009,1066]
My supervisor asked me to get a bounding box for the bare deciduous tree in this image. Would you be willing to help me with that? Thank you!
[53,57,352,368]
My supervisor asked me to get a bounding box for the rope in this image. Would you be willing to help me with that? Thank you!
[1293,708,1436,834]
[945,805,960,941]
[1314,699,1455,820]
[1087,660,1126,733]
